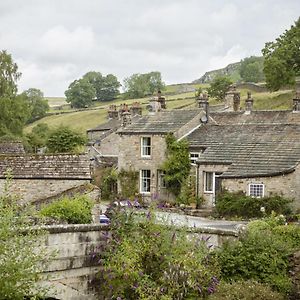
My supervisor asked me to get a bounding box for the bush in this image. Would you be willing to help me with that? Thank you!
[216,219,293,294]
[215,191,292,218]
[40,195,93,224]
[209,280,285,300]
[98,210,220,299]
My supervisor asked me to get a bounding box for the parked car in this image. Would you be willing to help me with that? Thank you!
[99,214,110,224]
[106,200,141,218]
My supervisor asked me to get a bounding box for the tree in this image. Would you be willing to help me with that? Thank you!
[46,126,86,153]
[123,71,165,99]
[65,78,95,108]
[0,50,21,97]
[0,50,29,138]
[22,88,49,123]
[207,76,233,101]
[262,18,300,91]
[0,177,47,299]
[83,71,120,101]
[239,56,265,83]
[25,123,50,152]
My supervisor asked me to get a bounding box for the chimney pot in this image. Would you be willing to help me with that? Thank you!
[245,91,254,114]
[293,91,300,112]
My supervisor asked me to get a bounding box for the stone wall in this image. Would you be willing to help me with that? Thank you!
[38,224,109,300]
[118,134,170,201]
[98,131,120,156]
[0,179,91,204]
[0,141,25,154]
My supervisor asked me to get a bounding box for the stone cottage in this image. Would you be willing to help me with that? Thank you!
[186,91,300,209]
[0,142,92,204]
[117,105,207,201]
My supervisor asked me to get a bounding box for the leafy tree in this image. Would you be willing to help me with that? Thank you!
[162,134,191,197]
[207,76,233,101]
[46,126,86,153]
[26,123,50,152]
[0,50,21,97]
[262,18,300,91]
[0,177,47,299]
[22,88,49,123]
[239,56,265,83]
[123,71,165,99]
[83,71,120,101]
[0,50,29,138]
[65,78,95,108]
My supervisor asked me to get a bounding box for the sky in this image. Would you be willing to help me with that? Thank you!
[0,1,299,97]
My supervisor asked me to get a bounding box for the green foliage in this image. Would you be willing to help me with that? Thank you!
[40,195,93,224]
[65,78,96,108]
[207,76,233,101]
[100,167,118,201]
[239,56,265,83]
[262,18,300,91]
[83,71,121,101]
[216,218,300,295]
[178,175,203,207]
[161,134,191,197]
[209,280,285,300]
[118,168,139,199]
[123,71,165,99]
[0,176,47,299]
[46,126,86,153]
[215,191,293,218]
[22,88,49,123]
[26,123,50,152]
[100,210,220,299]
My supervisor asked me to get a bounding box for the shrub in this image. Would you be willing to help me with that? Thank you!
[98,210,220,299]
[216,219,293,294]
[99,167,118,201]
[118,168,139,199]
[209,280,285,300]
[40,195,93,224]
[215,191,292,218]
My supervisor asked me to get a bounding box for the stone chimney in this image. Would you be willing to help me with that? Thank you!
[157,90,166,109]
[197,92,209,123]
[244,91,254,114]
[225,85,240,112]
[293,91,300,113]
[108,104,118,119]
[121,111,131,127]
[130,102,142,116]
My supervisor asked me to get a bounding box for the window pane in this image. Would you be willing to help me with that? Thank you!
[141,170,151,192]
[142,137,151,156]
[205,172,213,192]
[249,184,264,198]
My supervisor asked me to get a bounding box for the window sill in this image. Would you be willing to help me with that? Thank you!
[141,156,152,159]
[204,191,214,194]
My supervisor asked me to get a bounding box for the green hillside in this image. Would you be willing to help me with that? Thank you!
[27,85,294,135]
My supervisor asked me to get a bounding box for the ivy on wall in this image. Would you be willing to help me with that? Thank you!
[161,134,191,197]
[118,168,139,199]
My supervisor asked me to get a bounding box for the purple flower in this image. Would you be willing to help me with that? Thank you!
[146,211,151,219]
[127,200,132,207]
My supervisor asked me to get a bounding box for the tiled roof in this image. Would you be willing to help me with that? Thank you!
[0,154,91,180]
[87,118,121,132]
[187,124,300,178]
[210,110,300,125]
[118,109,202,134]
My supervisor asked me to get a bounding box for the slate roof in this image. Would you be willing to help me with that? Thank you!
[0,154,91,180]
[187,124,300,178]
[210,110,300,125]
[87,118,121,132]
[118,109,202,134]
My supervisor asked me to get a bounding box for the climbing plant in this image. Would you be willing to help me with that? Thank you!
[161,134,191,197]
[118,168,139,199]
[100,167,118,201]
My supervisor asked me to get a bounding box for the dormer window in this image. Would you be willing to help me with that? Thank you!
[190,152,200,164]
[141,137,151,157]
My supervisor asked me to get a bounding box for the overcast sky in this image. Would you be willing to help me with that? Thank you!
[1,1,299,96]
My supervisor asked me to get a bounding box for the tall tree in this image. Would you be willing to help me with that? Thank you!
[207,76,233,101]
[239,56,265,83]
[22,88,49,123]
[262,18,300,91]
[65,78,95,108]
[0,51,30,138]
[123,71,165,99]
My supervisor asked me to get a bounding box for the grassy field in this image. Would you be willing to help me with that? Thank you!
[28,84,294,134]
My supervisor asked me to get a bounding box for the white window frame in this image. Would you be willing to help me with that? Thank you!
[204,171,214,193]
[190,152,200,165]
[141,137,151,158]
[140,169,151,194]
[249,183,264,198]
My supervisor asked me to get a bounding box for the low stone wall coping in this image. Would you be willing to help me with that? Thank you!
[35,224,109,234]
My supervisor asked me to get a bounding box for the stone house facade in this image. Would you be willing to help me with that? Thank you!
[117,109,206,201]
[186,92,300,209]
